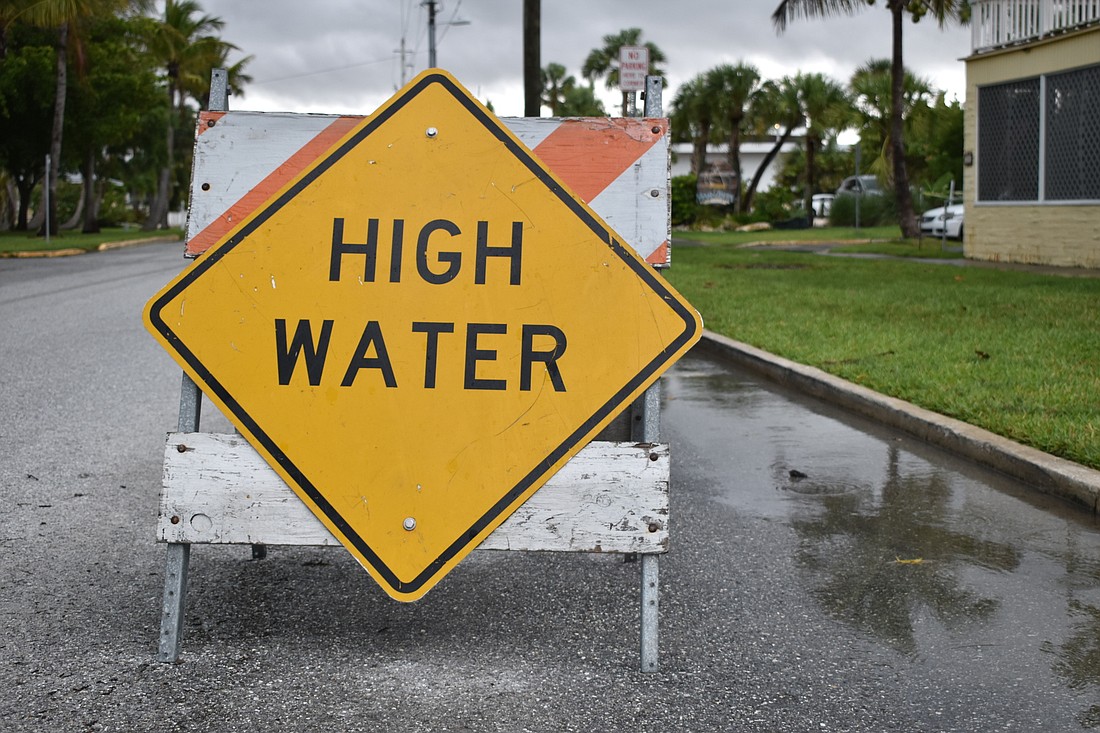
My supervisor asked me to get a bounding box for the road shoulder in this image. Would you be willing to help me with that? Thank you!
[699,330,1100,514]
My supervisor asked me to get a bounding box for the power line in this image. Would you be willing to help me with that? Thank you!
[252,56,394,86]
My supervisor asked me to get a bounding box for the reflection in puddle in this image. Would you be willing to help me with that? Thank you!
[788,443,1018,656]
[664,348,1100,722]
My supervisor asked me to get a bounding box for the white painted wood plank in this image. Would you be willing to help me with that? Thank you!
[185,111,669,264]
[159,433,669,554]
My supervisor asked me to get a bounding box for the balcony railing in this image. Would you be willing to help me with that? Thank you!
[972,0,1100,51]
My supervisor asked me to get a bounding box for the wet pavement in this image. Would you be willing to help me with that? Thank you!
[5,244,1100,731]
[662,349,1100,729]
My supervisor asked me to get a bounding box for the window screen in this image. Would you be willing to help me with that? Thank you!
[978,78,1040,201]
[1045,65,1100,201]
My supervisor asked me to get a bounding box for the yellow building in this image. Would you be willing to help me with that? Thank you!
[964,2,1100,267]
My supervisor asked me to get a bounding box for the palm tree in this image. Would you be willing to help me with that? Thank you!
[14,0,139,237]
[709,63,763,213]
[144,0,244,230]
[743,76,803,213]
[791,72,852,217]
[581,28,666,116]
[772,0,968,237]
[850,58,932,182]
[541,63,605,116]
[670,74,718,178]
[540,62,572,116]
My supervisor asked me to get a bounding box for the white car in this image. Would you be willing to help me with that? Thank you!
[920,203,964,239]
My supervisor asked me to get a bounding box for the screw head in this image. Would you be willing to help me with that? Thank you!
[425,127,438,138]
[650,189,660,198]
[403,517,417,531]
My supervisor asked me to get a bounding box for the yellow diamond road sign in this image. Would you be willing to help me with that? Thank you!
[144,70,701,601]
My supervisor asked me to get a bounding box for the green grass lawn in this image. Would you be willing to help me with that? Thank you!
[665,243,1100,470]
[675,224,903,246]
[0,227,181,255]
[674,225,965,259]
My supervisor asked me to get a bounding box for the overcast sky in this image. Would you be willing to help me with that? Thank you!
[200,0,972,118]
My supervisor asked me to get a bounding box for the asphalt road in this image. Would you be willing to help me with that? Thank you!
[3,242,1100,732]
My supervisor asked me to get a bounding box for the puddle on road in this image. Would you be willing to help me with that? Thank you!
[662,348,1100,725]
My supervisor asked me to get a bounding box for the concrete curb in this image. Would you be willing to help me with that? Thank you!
[0,235,179,258]
[698,330,1100,514]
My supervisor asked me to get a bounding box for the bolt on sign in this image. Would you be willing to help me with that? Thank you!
[144,70,701,601]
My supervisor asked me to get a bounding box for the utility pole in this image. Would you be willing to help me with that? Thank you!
[395,36,410,85]
[523,0,540,116]
[426,0,437,68]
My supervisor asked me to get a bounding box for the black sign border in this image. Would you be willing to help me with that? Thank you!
[147,72,699,595]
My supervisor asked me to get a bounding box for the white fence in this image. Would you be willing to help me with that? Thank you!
[972,0,1100,51]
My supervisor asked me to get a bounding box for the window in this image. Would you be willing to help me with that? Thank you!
[1045,65,1100,201]
[978,78,1039,201]
[978,63,1100,203]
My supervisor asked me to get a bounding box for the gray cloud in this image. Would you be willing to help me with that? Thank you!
[202,0,971,116]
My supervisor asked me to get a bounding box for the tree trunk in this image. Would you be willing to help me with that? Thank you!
[82,150,101,233]
[27,200,45,231]
[61,185,83,230]
[743,130,790,214]
[728,117,743,214]
[2,178,17,229]
[692,121,710,177]
[16,177,35,230]
[144,82,176,230]
[805,135,817,217]
[890,2,918,238]
[40,23,67,238]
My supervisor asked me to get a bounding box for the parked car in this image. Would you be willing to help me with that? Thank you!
[836,175,883,197]
[920,203,964,239]
[811,193,834,219]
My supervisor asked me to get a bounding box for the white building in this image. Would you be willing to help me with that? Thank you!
[670,140,801,199]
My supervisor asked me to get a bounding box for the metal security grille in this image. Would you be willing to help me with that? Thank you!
[978,78,1040,201]
[1045,64,1100,201]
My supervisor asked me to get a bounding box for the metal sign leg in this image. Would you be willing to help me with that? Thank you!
[158,372,202,663]
[632,380,662,672]
[640,553,659,672]
[157,542,190,662]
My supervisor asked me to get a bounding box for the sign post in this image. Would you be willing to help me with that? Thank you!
[619,45,649,117]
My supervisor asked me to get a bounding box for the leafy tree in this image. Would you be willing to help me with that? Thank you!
[581,28,666,116]
[790,72,853,216]
[914,92,964,191]
[559,84,606,116]
[65,14,164,232]
[773,0,970,237]
[670,73,718,178]
[11,0,139,236]
[144,0,248,230]
[742,76,803,214]
[849,58,933,184]
[541,62,572,116]
[0,25,54,230]
[709,62,763,213]
[540,62,605,116]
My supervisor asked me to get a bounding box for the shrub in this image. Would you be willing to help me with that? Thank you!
[751,186,800,223]
[671,174,700,227]
[829,192,896,227]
